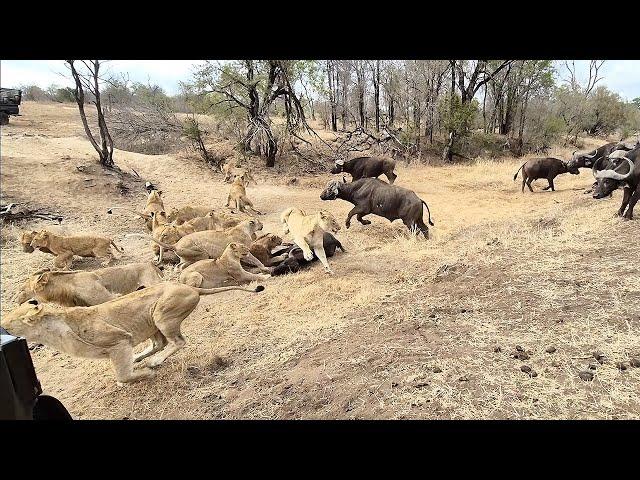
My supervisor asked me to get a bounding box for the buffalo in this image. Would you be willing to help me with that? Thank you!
[592,145,640,220]
[331,156,397,184]
[320,177,434,238]
[513,157,579,193]
[568,142,636,194]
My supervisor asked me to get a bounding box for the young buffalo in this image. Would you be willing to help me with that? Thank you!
[513,157,579,193]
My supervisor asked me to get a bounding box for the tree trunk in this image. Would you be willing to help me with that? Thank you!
[374,60,380,132]
[442,60,456,162]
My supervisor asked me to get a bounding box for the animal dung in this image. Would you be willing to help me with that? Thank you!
[545,346,556,354]
[629,358,640,368]
[578,371,594,381]
[615,362,628,371]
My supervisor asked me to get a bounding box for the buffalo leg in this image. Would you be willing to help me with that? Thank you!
[623,187,639,220]
[548,178,555,191]
[416,220,430,239]
[618,187,632,216]
[345,206,367,228]
[356,213,372,225]
[521,177,526,193]
[526,177,534,193]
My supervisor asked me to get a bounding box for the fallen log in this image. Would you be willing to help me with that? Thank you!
[0,203,63,223]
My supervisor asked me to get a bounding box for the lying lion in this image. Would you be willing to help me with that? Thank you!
[14,262,164,307]
[280,207,341,274]
[135,219,268,271]
[2,283,265,384]
[167,205,215,225]
[183,210,247,232]
[179,242,271,288]
[227,174,262,215]
[29,230,124,269]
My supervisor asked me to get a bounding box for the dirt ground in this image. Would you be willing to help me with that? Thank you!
[1,101,639,419]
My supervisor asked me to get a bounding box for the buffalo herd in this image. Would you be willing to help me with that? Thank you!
[510,141,639,220]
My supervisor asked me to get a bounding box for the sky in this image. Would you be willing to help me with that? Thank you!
[1,60,639,101]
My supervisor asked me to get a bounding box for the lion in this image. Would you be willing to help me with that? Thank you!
[29,231,124,269]
[179,242,271,288]
[149,211,196,264]
[1,284,265,384]
[222,160,257,184]
[182,210,247,233]
[249,233,288,267]
[133,219,268,271]
[21,230,54,254]
[106,190,165,231]
[167,205,214,225]
[226,174,262,215]
[13,262,164,307]
[280,207,341,274]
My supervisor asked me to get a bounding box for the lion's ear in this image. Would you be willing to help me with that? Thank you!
[34,272,50,287]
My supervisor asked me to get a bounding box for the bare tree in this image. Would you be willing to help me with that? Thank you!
[66,60,115,168]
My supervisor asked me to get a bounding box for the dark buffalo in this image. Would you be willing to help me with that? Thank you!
[330,156,397,184]
[320,178,434,238]
[592,145,640,219]
[513,157,579,193]
[568,142,636,194]
[271,233,346,276]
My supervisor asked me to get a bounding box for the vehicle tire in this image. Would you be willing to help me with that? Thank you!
[0,112,9,126]
[32,395,73,420]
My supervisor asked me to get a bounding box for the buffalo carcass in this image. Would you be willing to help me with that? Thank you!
[331,156,397,184]
[513,157,579,193]
[568,142,636,193]
[592,145,640,219]
[320,178,434,238]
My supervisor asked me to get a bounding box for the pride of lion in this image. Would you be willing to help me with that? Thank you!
[3,157,427,385]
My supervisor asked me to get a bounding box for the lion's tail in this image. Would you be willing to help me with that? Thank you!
[193,285,265,296]
[110,240,125,253]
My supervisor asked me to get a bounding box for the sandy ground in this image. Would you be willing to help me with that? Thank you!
[1,101,639,419]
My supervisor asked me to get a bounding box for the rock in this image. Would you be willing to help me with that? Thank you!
[545,346,556,354]
[513,351,530,361]
[630,358,640,368]
[588,363,598,370]
[579,371,594,381]
[521,365,532,373]
[593,351,605,364]
[516,345,524,352]
[429,313,437,318]
[458,376,469,382]
[460,308,467,314]
[494,346,502,353]
[616,362,628,371]
[551,361,561,368]
[432,367,442,373]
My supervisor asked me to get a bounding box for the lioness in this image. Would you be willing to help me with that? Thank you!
[280,207,341,274]
[249,233,288,267]
[138,219,268,270]
[183,210,246,233]
[179,242,271,288]
[167,205,215,225]
[21,230,54,254]
[226,174,262,215]
[2,284,265,384]
[30,231,124,269]
[14,262,164,307]
[150,211,196,264]
[222,160,257,184]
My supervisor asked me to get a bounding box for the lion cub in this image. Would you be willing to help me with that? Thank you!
[179,242,271,288]
[29,230,124,269]
[280,207,341,274]
[227,174,262,215]
[249,233,288,267]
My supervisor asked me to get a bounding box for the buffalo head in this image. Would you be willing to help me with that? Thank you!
[330,159,344,175]
[320,179,342,200]
[592,157,635,199]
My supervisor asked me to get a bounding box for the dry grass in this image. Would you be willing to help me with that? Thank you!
[1,102,639,419]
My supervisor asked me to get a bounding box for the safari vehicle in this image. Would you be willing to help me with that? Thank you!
[0,327,72,420]
[0,88,22,125]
